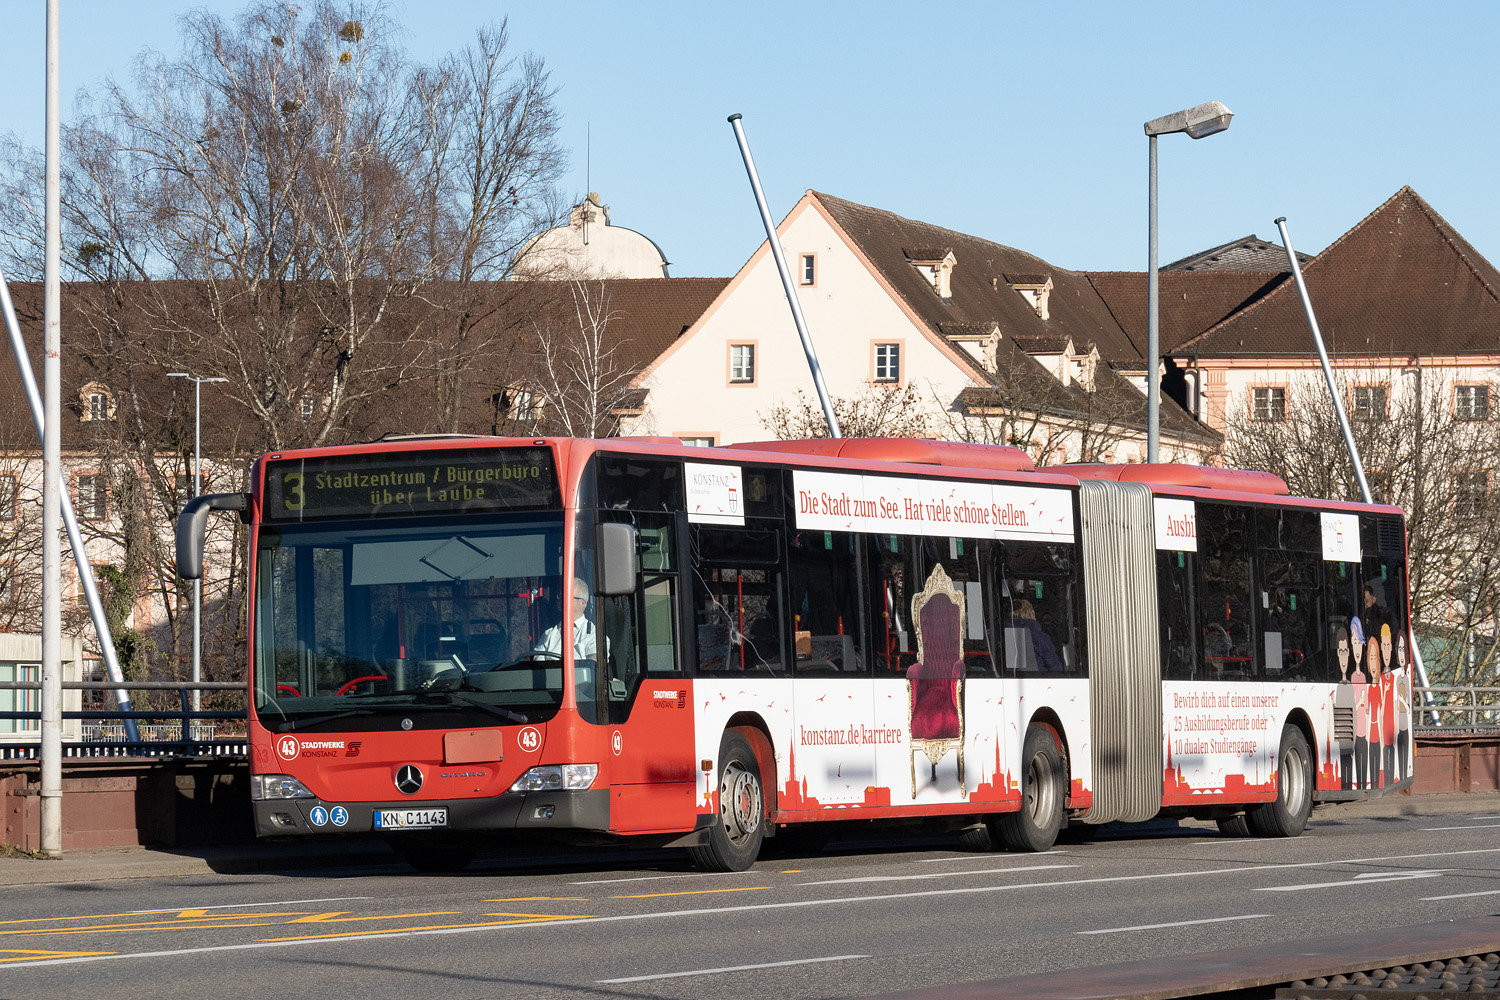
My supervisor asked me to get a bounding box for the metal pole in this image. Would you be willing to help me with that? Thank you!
[726,113,842,439]
[41,0,62,857]
[191,379,201,715]
[1146,134,1160,463]
[0,273,140,744]
[1274,218,1372,505]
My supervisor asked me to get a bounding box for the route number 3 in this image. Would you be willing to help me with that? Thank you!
[283,472,305,511]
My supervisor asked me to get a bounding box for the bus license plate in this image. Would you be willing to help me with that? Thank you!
[373,808,448,830]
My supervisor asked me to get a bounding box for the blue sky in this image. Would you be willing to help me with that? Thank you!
[2,1,1496,279]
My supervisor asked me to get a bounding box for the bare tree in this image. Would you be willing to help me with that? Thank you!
[519,282,641,438]
[1225,369,1500,685]
[760,382,934,440]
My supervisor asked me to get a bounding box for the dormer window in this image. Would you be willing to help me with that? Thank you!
[79,382,116,422]
[903,248,956,299]
[1004,273,1053,321]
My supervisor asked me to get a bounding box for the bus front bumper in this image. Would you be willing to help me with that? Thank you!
[253,789,611,838]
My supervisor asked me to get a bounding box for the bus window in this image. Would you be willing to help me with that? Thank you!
[1197,503,1255,680]
[590,511,681,725]
[866,534,995,679]
[597,456,684,512]
[1158,549,1197,680]
[787,529,866,676]
[998,541,1082,677]
[1257,507,1324,682]
[691,525,785,674]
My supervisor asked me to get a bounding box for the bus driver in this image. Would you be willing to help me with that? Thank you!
[534,576,598,660]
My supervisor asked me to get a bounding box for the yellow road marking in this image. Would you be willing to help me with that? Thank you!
[0,913,317,938]
[780,870,803,873]
[288,912,457,924]
[0,949,115,962]
[176,910,208,918]
[611,887,769,899]
[258,913,592,942]
[0,910,249,926]
[483,897,588,902]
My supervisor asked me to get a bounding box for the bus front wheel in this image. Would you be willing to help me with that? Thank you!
[992,726,1064,852]
[1246,725,1312,838]
[689,732,766,872]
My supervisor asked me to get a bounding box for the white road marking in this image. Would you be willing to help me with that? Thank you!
[598,954,869,983]
[1078,914,1273,935]
[570,871,752,885]
[7,847,1500,970]
[1423,823,1500,831]
[802,864,1076,886]
[916,850,1069,863]
[129,896,372,914]
[1421,888,1500,900]
[1258,870,1446,891]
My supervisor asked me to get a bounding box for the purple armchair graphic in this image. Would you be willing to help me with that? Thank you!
[907,564,966,797]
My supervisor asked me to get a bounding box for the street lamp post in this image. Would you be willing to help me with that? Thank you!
[1144,101,1233,463]
[167,372,227,715]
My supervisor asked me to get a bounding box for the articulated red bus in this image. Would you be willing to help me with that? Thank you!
[177,435,1414,872]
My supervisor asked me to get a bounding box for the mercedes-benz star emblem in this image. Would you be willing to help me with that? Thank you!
[394,764,423,795]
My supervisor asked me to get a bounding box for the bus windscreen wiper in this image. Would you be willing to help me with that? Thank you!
[277,709,377,732]
[427,690,528,724]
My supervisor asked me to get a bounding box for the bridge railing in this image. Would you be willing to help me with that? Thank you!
[0,680,247,759]
[1414,685,1500,731]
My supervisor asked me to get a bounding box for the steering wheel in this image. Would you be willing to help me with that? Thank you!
[491,651,562,671]
[275,683,301,697]
[335,675,387,696]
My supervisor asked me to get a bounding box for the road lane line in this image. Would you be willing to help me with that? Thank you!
[484,897,588,902]
[8,847,1500,970]
[1078,914,1273,935]
[1421,888,1500,900]
[1423,823,1500,831]
[129,897,371,914]
[611,887,768,899]
[1258,870,1446,891]
[259,912,595,942]
[0,950,115,962]
[801,864,1076,886]
[598,954,870,983]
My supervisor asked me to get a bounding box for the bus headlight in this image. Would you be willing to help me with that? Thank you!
[509,764,598,792]
[252,774,316,800]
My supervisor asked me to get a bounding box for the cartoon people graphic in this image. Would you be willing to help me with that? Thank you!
[1350,621,1370,790]
[1379,625,1396,788]
[1395,632,1412,783]
[1333,626,1356,791]
[1365,639,1384,789]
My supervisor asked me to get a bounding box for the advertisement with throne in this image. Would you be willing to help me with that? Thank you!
[907,564,966,798]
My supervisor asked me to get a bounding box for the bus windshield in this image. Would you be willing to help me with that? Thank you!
[254,514,571,729]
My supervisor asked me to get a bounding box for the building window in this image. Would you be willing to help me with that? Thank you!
[873,343,901,383]
[0,563,13,605]
[76,473,106,520]
[0,475,16,522]
[800,254,816,286]
[1457,384,1491,421]
[1453,470,1489,518]
[299,396,315,421]
[729,344,756,384]
[1352,385,1387,421]
[88,393,109,421]
[0,662,38,733]
[679,437,715,447]
[511,389,538,423]
[1251,386,1286,422]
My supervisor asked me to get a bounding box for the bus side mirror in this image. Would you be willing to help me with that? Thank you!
[176,492,250,579]
[596,522,637,596]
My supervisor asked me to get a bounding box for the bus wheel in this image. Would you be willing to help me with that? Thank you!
[1216,814,1251,837]
[689,732,765,872]
[993,726,1064,852]
[1247,725,1313,838]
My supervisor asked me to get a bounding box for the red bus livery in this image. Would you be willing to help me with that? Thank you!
[177,436,1414,872]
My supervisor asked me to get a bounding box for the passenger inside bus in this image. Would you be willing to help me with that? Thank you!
[1005,599,1063,672]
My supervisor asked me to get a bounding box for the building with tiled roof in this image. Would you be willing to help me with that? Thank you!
[1163,235,1312,272]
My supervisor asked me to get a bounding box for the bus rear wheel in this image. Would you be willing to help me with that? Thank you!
[688,731,765,872]
[1246,725,1312,838]
[992,726,1064,852]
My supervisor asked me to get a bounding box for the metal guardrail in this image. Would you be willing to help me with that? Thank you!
[1414,685,1500,731]
[0,680,247,759]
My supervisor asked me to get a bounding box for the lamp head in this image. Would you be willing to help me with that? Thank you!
[1144,101,1233,139]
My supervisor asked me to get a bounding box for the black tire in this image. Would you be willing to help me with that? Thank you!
[1246,725,1313,838]
[688,731,766,872]
[992,726,1064,852]
[1216,814,1251,837]
[387,836,476,873]
[957,822,994,852]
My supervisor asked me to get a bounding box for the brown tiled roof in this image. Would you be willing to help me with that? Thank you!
[1175,187,1500,357]
[902,247,953,261]
[1087,270,1287,354]
[1163,234,1312,272]
[1003,273,1049,286]
[813,191,1144,363]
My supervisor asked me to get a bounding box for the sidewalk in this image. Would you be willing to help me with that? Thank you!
[2,791,1497,886]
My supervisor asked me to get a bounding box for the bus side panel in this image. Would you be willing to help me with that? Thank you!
[693,677,795,818]
[608,679,699,835]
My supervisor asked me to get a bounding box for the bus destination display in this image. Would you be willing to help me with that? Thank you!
[264,448,557,520]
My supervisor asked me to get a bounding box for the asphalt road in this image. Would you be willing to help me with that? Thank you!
[3,806,1500,999]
